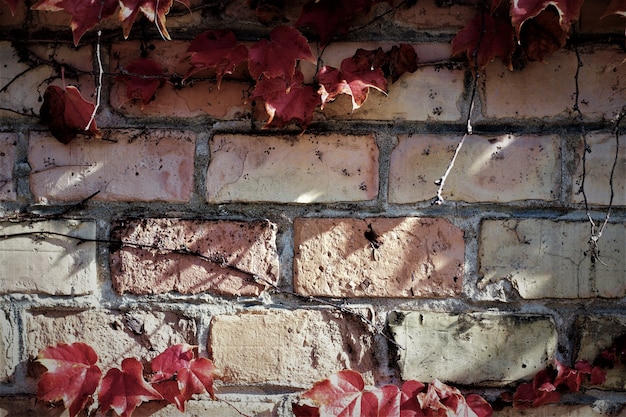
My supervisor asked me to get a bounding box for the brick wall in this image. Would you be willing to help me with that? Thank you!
[1,0,626,416]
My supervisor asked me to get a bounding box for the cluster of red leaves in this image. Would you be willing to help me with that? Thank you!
[36,342,215,417]
[452,0,626,71]
[292,369,493,417]
[500,360,606,409]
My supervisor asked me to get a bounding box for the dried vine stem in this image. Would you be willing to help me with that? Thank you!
[0,230,402,350]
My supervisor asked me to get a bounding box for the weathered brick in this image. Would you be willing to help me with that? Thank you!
[389,311,557,386]
[479,219,626,299]
[0,220,96,295]
[110,219,278,296]
[134,399,277,417]
[294,217,464,298]
[26,310,196,371]
[209,309,376,387]
[571,132,626,206]
[482,47,626,121]
[577,315,626,390]
[0,0,26,26]
[0,133,17,201]
[0,309,17,383]
[207,134,378,203]
[0,397,66,417]
[494,405,626,417]
[29,130,195,203]
[389,134,560,203]
[392,0,478,31]
[0,42,93,117]
[110,41,252,119]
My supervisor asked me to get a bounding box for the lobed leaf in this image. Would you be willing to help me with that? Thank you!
[119,0,190,40]
[116,58,166,106]
[36,342,102,417]
[509,0,584,36]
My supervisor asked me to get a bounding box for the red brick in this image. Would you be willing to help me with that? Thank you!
[26,310,196,372]
[0,133,16,201]
[209,309,376,387]
[207,134,379,203]
[294,217,464,298]
[392,0,479,31]
[110,219,279,296]
[110,41,251,119]
[28,130,195,203]
[389,134,560,203]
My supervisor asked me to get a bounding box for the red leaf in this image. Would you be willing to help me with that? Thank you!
[400,380,426,417]
[519,7,568,61]
[602,0,626,17]
[248,26,314,81]
[119,0,189,40]
[97,358,163,417]
[317,54,388,110]
[31,0,118,45]
[387,44,418,83]
[184,30,249,87]
[150,344,217,412]
[2,0,19,15]
[293,403,321,417]
[40,84,101,144]
[554,359,583,392]
[466,394,494,417]
[251,71,320,129]
[36,342,102,417]
[451,12,515,71]
[116,58,166,106]
[509,0,584,36]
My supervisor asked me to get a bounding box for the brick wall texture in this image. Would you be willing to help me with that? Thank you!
[1,0,626,416]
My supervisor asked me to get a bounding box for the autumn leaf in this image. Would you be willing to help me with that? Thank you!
[387,44,418,83]
[36,342,102,417]
[119,0,190,40]
[184,30,249,87]
[399,380,426,417]
[292,403,321,417]
[116,58,166,106]
[31,0,118,45]
[2,0,19,15]
[251,71,320,129]
[248,25,314,81]
[150,344,217,412]
[519,7,568,61]
[452,12,515,71]
[602,0,626,17]
[247,0,285,24]
[97,357,163,417]
[509,0,584,36]
[40,84,102,144]
[317,53,388,110]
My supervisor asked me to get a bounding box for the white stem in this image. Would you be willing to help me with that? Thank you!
[86,30,103,131]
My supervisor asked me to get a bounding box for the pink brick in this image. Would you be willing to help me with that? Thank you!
[209,309,376,387]
[294,217,464,298]
[110,41,251,119]
[26,310,196,372]
[483,46,626,121]
[571,132,626,206]
[389,134,560,203]
[0,133,16,201]
[207,133,378,203]
[110,219,278,296]
[28,130,195,203]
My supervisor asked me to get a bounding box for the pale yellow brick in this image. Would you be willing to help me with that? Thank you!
[494,404,626,417]
[206,134,378,203]
[572,132,626,206]
[0,220,96,295]
[0,310,17,383]
[479,220,626,298]
[209,309,376,387]
[389,311,557,386]
[389,134,560,203]
[0,133,17,201]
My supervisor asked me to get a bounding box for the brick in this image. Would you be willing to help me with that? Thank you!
[26,310,196,371]
[571,132,626,206]
[207,134,378,203]
[0,42,93,117]
[0,220,96,295]
[0,133,17,201]
[294,217,463,298]
[389,134,560,203]
[28,130,195,203]
[134,399,277,417]
[0,397,69,417]
[0,309,17,383]
[0,0,26,26]
[494,405,626,417]
[389,311,557,386]
[110,219,278,296]
[209,309,376,387]
[482,47,626,121]
[577,315,626,390]
[479,220,626,298]
[392,0,478,31]
[110,41,251,119]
